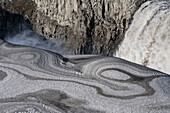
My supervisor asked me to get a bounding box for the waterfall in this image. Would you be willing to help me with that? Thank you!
[115,0,170,74]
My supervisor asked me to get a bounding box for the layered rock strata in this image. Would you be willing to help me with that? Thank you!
[0,0,146,55]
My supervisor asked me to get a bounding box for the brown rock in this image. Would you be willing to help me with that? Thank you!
[0,0,147,55]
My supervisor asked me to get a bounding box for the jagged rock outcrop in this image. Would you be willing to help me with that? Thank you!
[0,0,147,55]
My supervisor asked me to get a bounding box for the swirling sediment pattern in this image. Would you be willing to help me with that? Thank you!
[0,40,169,113]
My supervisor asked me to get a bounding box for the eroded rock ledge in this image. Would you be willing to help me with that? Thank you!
[0,0,147,55]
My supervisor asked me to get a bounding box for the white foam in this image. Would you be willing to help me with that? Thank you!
[101,70,130,80]
[0,40,169,113]
[115,0,170,74]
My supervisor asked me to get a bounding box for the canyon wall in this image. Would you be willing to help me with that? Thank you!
[0,0,146,55]
[0,6,31,39]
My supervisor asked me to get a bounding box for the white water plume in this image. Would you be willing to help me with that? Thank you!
[115,0,170,74]
[4,30,71,55]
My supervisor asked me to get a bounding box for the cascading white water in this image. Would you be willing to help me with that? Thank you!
[115,0,170,74]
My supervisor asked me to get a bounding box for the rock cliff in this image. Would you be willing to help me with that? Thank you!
[0,6,31,39]
[0,0,147,55]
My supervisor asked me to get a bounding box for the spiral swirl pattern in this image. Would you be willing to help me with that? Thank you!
[0,40,169,113]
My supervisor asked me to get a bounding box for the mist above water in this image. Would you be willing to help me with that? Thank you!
[115,0,170,74]
[5,30,71,55]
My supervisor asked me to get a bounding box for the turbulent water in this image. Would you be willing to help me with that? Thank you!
[115,0,170,74]
[0,0,170,112]
[5,30,71,55]
[0,39,169,113]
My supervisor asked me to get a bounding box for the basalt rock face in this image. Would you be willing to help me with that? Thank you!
[0,0,36,38]
[0,0,147,55]
[0,6,31,39]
